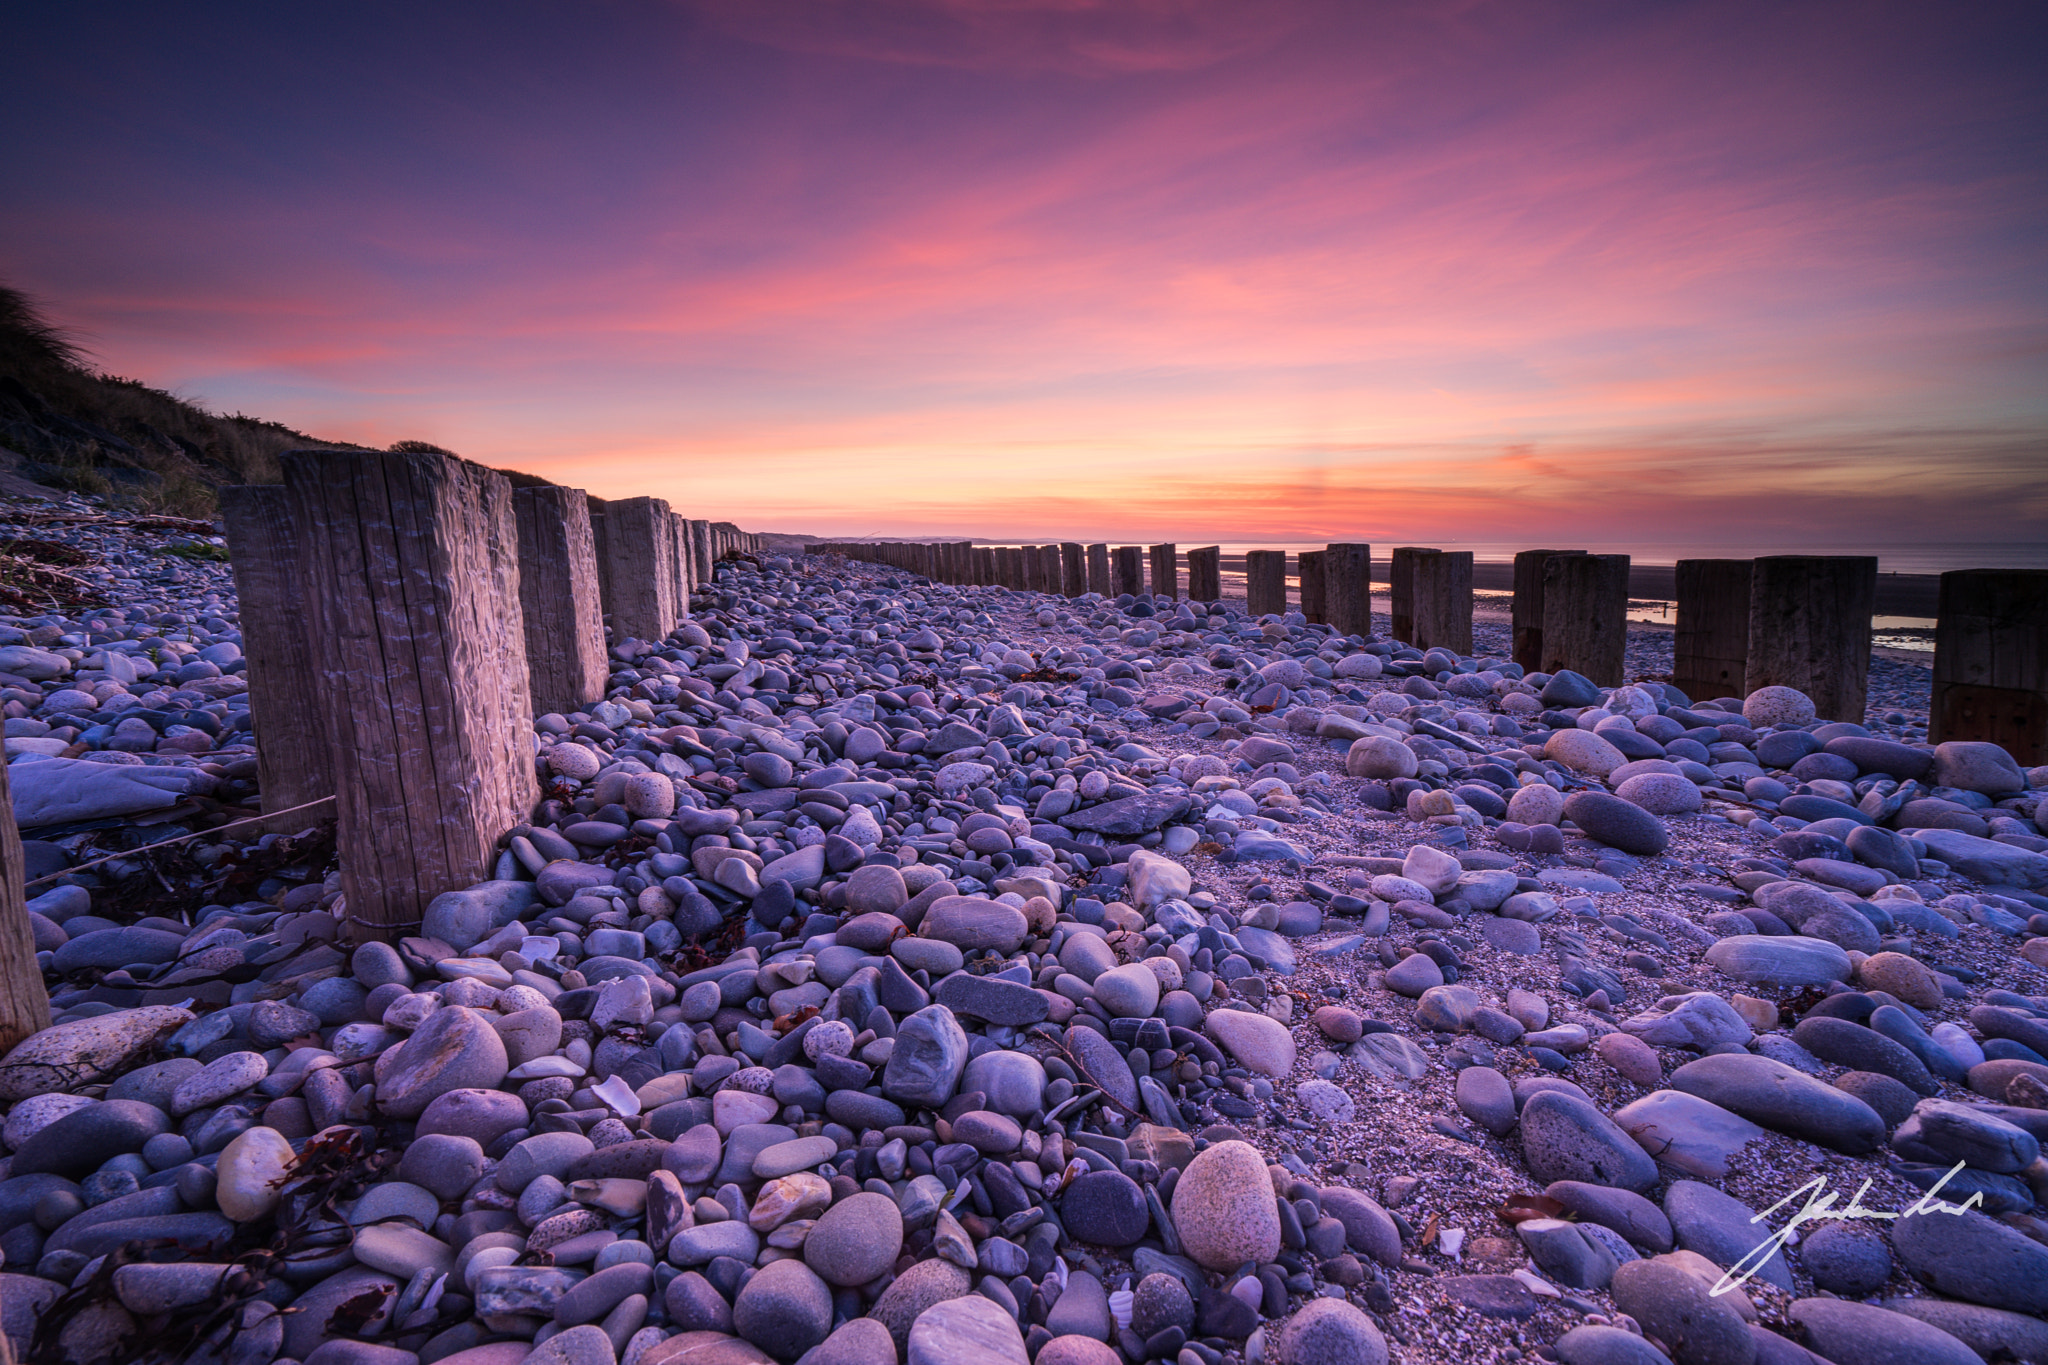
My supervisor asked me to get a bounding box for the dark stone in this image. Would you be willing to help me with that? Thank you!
[1061,1170,1150,1247]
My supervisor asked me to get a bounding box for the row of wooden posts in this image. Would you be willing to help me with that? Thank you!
[209,449,760,940]
[817,540,2046,763]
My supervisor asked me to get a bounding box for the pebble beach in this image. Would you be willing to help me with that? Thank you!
[3,496,2047,1365]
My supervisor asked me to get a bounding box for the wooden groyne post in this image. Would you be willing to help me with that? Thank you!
[1298,551,1327,625]
[1061,542,1086,597]
[1746,556,1878,722]
[1186,546,1220,604]
[1114,546,1144,597]
[1391,547,1470,648]
[0,760,52,1051]
[1327,543,1372,639]
[1149,543,1178,599]
[1930,568,2048,763]
[514,486,608,716]
[1671,558,1752,704]
[1512,549,1583,671]
[1086,543,1111,597]
[282,448,539,940]
[1245,550,1286,617]
[219,485,334,812]
[1540,552,1630,685]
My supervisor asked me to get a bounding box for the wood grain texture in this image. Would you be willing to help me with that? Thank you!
[1746,556,1877,722]
[1327,543,1372,640]
[283,448,539,938]
[1186,547,1221,604]
[1931,568,2048,763]
[1086,544,1111,597]
[0,759,52,1054]
[1541,553,1631,686]
[514,486,608,716]
[1060,543,1086,597]
[1245,550,1286,617]
[1672,558,1752,704]
[1512,549,1584,672]
[1298,551,1326,625]
[598,495,679,643]
[220,484,334,812]
[1149,544,1178,599]
[1114,546,1144,598]
[1412,549,1474,654]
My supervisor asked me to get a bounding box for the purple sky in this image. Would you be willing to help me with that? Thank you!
[5,1,2044,550]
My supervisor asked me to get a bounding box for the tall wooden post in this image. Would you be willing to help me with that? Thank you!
[596,496,680,642]
[1412,549,1474,654]
[1512,549,1584,671]
[1086,544,1111,597]
[283,448,540,940]
[1389,547,1430,644]
[977,547,996,586]
[1747,556,1878,722]
[219,486,334,812]
[1186,547,1220,603]
[1298,551,1327,625]
[1541,553,1631,686]
[1672,559,1752,705]
[1114,546,1144,597]
[0,760,52,1053]
[1149,544,1178,599]
[1038,545,1061,594]
[672,513,695,600]
[1930,569,2048,763]
[1245,550,1286,617]
[1327,543,1372,639]
[1059,543,1085,597]
[690,520,712,586]
[513,487,608,717]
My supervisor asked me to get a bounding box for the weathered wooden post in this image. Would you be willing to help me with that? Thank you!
[1389,547,1431,644]
[1086,543,1111,597]
[1060,543,1085,597]
[1541,553,1631,686]
[0,760,52,1052]
[1326,543,1372,639]
[1930,569,2048,762]
[1245,550,1286,617]
[1114,546,1144,597]
[1412,549,1474,653]
[597,496,681,641]
[976,547,996,585]
[1512,549,1584,671]
[513,486,608,716]
[671,512,695,603]
[283,448,540,940]
[1298,551,1327,624]
[999,547,1020,589]
[690,519,712,586]
[1186,546,1220,603]
[1149,544,1178,599]
[219,485,334,812]
[1036,545,1059,593]
[1747,556,1878,722]
[1672,559,1753,704]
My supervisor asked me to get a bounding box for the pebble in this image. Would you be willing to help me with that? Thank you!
[2,528,2040,1365]
[1171,1139,1282,1270]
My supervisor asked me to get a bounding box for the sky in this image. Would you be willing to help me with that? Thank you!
[4,0,2046,552]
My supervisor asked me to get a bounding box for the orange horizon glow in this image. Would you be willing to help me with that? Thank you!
[5,1,2044,551]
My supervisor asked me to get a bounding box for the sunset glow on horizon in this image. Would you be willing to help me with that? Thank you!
[6,1,2044,549]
